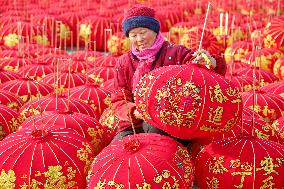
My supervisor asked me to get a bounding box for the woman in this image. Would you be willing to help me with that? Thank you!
[109,4,226,140]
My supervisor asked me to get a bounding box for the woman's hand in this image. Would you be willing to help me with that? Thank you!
[192,49,216,69]
[133,109,143,120]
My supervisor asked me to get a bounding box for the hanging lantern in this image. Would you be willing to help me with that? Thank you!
[135,64,243,140]
[195,136,284,188]
[87,133,194,188]
[0,128,94,188]
[60,60,94,74]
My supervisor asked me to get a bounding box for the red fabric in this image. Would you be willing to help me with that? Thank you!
[111,41,227,131]
[123,4,155,22]
[88,133,194,188]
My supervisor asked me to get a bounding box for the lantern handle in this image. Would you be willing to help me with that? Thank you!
[198,2,211,51]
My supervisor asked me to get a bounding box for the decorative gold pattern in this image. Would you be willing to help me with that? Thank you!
[77,142,93,174]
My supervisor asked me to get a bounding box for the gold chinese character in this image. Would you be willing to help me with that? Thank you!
[256,157,279,175]
[207,107,223,125]
[209,85,228,103]
[209,156,228,174]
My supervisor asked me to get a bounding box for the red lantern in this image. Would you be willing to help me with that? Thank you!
[78,16,118,51]
[263,15,284,52]
[135,64,243,139]
[21,110,112,155]
[180,27,222,55]
[169,22,195,44]
[236,67,278,87]
[0,78,53,103]
[272,116,284,144]
[42,71,93,92]
[224,41,253,63]
[100,78,114,92]
[195,136,284,188]
[17,63,54,81]
[0,128,94,188]
[87,66,115,85]
[19,94,97,120]
[0,68,20,83]
[242,91,284,123]
[259,81,284,98]
[68,83,111,117]
[70,50,103,62]
[0,57,35,72]
[273,57,284,80]
[87,133,194,189]
[60,60,94,74]
[225,74,255,92]
[93,55,118,67]
[245,48,282,73]
[0,104,22,140]
[107,32,130,56]
[226,60,252,74]
[156,7,182,32]
[0,89,23,111]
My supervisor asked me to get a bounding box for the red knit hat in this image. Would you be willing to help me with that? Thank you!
[122,5,160,37]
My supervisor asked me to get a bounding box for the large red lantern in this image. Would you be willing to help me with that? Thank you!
[135,64,243,139]
[87,133,194,188]
[0,78,53,103]
[21,110,113,155]
[0,128,94,188]
[195,136,284,188]
[242,91,284,123]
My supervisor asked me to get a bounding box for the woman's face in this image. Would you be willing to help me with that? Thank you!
[128,27,157,51]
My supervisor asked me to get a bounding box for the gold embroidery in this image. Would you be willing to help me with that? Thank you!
[206,177,219,189]
[77,142,93,174]
[208,156,228,174]
[230,159,253,189]
[207,107,223,126]
[0,170,16,189]
[209,85,228,103]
